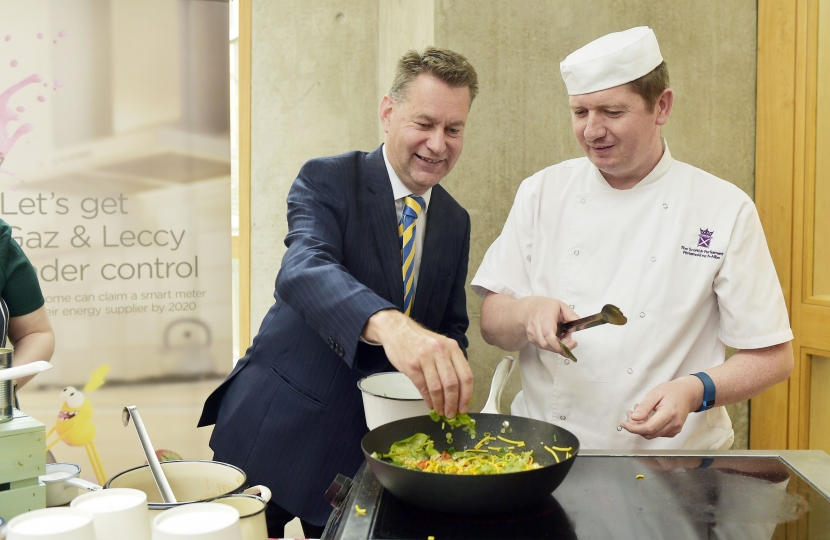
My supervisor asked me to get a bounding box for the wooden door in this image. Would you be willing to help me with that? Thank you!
[801,0,830,452]
[753,0,830,450]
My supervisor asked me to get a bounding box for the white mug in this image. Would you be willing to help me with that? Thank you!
[71,488,151,540]
[213,494,269,540]
[152,503,241,540]
[5,508,95,540]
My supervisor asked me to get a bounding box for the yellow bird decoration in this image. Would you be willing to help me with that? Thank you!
[45,365,110,484]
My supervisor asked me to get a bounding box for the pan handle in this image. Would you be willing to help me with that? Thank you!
[480,356,515,414]
[65,477,102,492]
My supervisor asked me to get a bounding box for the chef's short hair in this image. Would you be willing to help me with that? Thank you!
[389,47,479,105]
[628,61,670,111]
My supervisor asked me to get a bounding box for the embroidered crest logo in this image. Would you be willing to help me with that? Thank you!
[698,228,714,248]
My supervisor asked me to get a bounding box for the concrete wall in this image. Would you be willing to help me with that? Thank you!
[249,0,379,326]
[249,0,756,447]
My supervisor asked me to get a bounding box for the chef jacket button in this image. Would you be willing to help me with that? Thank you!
[580,198,586,204]
[639,312,645,318]
[569,304,574,309]
[663,203,668,209]
[564,359,570,365]
[559,415,566,421]
[627,368,633,374]
[617,425,623,431]
[574,250,580,256]
[651,256,656,262]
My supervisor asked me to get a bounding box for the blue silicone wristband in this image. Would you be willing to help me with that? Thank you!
[691,372,716,412]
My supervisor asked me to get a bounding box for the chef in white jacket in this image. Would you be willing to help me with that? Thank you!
[472,27,794,450]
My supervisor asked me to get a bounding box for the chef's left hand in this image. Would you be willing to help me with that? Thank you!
[620,376,704,439]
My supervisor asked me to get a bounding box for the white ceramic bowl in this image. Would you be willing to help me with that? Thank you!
[152,503,241,540]
[6,508,95,540]
[357,372,429,430]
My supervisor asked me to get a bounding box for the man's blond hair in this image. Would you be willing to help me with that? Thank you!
[389,46,478,104]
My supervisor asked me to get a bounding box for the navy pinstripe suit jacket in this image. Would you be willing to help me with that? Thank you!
[198,145,470,525]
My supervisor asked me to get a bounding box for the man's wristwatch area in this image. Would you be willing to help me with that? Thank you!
[690,372,716,412]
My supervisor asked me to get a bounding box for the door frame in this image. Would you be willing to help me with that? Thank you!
[237,0,252,358]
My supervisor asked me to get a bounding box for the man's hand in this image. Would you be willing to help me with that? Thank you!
[519,297,580,356]
[480,293,579,356]
[620,376,704,439]
[362,309,473,418]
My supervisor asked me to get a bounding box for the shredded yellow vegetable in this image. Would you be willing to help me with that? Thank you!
[497,435,523,445]
[474,435,495,450]
[543,445,561,463]
[355,505,366,515]
[550,445,573,452]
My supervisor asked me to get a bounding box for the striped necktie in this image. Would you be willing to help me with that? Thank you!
[399,195,425,316]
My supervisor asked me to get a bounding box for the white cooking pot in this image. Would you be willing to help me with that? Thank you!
[39,463,102,507]
[105,460,268,522]
[357,371,430,430]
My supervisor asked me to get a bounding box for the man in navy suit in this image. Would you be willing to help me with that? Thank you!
[199,47,478,538]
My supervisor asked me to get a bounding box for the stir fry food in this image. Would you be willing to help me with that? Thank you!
[372,432,547,475]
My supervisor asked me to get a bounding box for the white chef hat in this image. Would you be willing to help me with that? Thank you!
[560,27,663,95]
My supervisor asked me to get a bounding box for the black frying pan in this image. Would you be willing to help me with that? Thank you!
[361,412,579,515]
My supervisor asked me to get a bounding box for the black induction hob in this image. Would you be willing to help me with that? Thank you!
[322,451,830,540]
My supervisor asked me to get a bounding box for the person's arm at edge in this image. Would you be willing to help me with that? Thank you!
[8,305,55,388]
[622,342,793,438]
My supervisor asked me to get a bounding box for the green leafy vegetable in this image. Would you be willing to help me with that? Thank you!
[428,409,477,437]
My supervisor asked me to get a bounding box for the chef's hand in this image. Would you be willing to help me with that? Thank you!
[519,297,579,357]
[620,376,704,439]
[361,309,473,419]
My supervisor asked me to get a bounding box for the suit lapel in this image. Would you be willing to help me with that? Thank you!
[364,147,404,310]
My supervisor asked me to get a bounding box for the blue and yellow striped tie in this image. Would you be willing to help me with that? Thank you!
[399,195,425,316]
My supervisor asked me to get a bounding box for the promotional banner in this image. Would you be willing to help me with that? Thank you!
[1,1,232,384]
